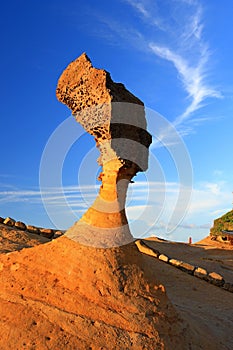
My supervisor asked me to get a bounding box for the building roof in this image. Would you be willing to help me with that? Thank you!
[221,230,233,236]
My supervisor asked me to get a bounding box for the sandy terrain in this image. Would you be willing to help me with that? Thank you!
[144,237,233,349]
[0,224,232,349]
[0,224,50,253]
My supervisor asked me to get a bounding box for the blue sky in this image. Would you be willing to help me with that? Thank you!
[1,0,233,242]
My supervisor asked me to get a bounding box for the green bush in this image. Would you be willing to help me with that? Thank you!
[210,210,233,236]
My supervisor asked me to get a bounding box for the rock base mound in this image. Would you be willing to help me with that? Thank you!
[0,236,193,349]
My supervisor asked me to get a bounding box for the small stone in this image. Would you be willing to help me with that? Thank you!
[158,254,169,263]
[14,221,26,230]
[39,228,54,239]
[194,267,208,279]
[223,283,233,293]
[179,262,195,274]
[208,272,225,286]
[0,217,4,223]
[159,284,166,293]
[53,231,64,239]
[3,217,15,226]
[135,240,160,258]
[26,225,40,235]
[208,272,223,280]
[169,259,182,267]
[154,284,166,293]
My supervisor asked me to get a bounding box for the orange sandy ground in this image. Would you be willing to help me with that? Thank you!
[0,224,232,349]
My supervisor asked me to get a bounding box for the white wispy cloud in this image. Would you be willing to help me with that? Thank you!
[100,0,221,140]
[149,43,220,128]
[177,0,198,6]
[0,184,98,206]
[210,208,231,217]
[127,179,232,240]
[0,174,16,178]
[182,4,203,41]
[124,0,150,18]
[1,179,231,241]
[123,0,165,30]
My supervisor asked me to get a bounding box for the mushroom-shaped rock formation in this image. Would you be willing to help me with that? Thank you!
[56,53,152,247]
[0,55,206,350]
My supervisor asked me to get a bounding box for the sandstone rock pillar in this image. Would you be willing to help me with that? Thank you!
[56,53,152,247]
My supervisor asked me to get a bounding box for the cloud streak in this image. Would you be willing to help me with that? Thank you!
[182,4,203,41]
[149,43,221,127]
[108,0,222,138]
[0,185,98,206]
[123,0,165,30]
[1,179,231,240]
[124,0,150,18]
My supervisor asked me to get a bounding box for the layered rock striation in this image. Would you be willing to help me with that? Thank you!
[56,53,152,247]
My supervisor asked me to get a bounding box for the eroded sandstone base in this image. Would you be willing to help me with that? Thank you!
[0,236,193,349]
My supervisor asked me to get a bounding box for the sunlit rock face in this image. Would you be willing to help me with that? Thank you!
[56,53,152,247]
